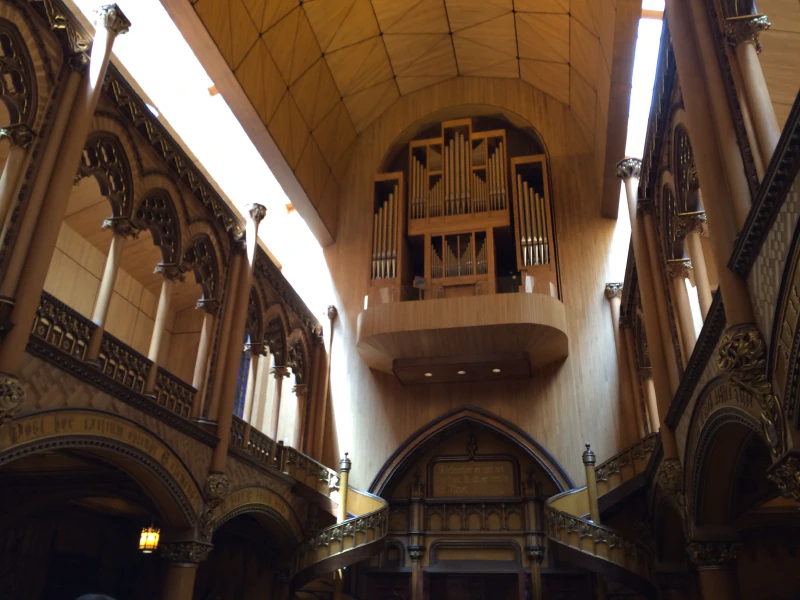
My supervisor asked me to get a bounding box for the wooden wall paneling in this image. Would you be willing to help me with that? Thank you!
[756,0,800,128]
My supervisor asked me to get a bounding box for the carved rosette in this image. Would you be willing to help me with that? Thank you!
[717,324,785,454]
[408,545,426,562]
[665,259,692,280]
[97,4,131,36]
[725,15,771,52]
[0,124,35,149]
[675,212,707,240]
[615,158,642,180]
[160,540,212,565]
[767,455,800,503]
[0,373,25,425]
[102,216,138,238]
[687,542,742,570]
[604,283,623,300]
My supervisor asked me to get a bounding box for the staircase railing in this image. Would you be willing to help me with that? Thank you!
[544,434,659,595]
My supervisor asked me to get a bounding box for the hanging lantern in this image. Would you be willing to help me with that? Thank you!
[139,525,160,553]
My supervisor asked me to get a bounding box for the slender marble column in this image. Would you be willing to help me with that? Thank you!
[145,263,183,393]
[617,159,678,459]
[605,284,639,445]
[0,5,130,378]
[726,15,780,165]
[0,124,35,232]
[622,323,647,438]
[677,212,713,318]
[641,369,661,434]
[688,542,743,600]
[190,299,219,419]
[292,383,308,449]
[666,259,697,361]
[241,342,266,446]
[269,365,290,440]
[86,217,137,362]
[210,204,266,472]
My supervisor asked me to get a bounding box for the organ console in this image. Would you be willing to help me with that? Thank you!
[369,118,558,305]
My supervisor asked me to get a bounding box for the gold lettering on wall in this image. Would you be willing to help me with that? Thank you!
[432,460,515,497]
[0,411,202,511]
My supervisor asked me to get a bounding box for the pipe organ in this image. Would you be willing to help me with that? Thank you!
[370,118,557,304]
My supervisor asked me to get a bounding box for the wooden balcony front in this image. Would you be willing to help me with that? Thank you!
[356,291,568,384]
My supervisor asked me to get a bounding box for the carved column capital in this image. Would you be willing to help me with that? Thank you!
[160,540,212,565]
[195,298,220,315]
[97,4,131,35]
[67,52,90,74]
[0,373,25,426]
[767,453,800,504]
[687,541,742,569]
[244,342,267,356]
[604,283,623,300]
[408,545,426,562]
[639,366,653,382]
[656,458,683,497]
[666,259,692,280]
[675,211,707,240]
[271,365,291,379]
[718,324,785,455]
[326,305,338,322]
[154,262,186,283]
[526,545,546,563]
[204,471,230,509]
[246,203,267,224]
[292,383,308,396]
[102,216,138,238]
[725,15,770,52]
[0,124,35,149]
[616,157,642,180]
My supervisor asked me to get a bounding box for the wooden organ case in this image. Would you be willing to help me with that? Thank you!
[369,118,558,305]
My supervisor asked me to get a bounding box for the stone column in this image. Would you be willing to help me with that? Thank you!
[159,540,211,600]
[145,263,183,394]
[640,368,661,434]
[190,299,219,419]
[408,471,426,600]
[666,0,756,328]
[677,212,712,318]
[86,216,138,362]
[292,383,308,449]
[0,124,35,231]
[640,200,681,391]
[605,284,639,444]
[688,541,742,600]
[269,365,290,440]
[617,159,678,459]
[241,342,266,445]
[582,444,600,523]
[726,15,780,164]
[666,259,697,361]
[622,322,647,438]
[210,204,266,473]
[0,5,130,388]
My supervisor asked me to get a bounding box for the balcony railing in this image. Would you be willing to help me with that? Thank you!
[97,331,152,394]
[32,291,94,361]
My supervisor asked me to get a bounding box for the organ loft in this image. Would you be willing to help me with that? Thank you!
[0,0,798,599]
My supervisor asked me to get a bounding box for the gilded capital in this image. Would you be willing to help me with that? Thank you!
[725,15,770,52]
[160,540,212,565]
[97,4,131,36]
[0,373,25,426]
[244,342,267,356]
[604,283,623,300]
[154,262,186,282]
[675,211,707,240]
[102,216,138,238]
[687,541,742,569]
[666,259,692,280]
[615,157,642,180]
[247,203,267,224]
[293,383,308,396]
[0,124,35,149]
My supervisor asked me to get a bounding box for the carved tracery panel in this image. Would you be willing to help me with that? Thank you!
[674,126,700,213]
[77,133,133,218]
[0,19,35,126]
[265,317,286,366]
[181,234,219,306]
[133,189,180,264]
[287,338,306,385]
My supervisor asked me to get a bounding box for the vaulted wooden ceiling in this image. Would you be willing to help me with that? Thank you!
[190,0,617,234]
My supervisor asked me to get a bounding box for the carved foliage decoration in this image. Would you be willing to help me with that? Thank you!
[265,317,286,365]
[246,288,262,342]
[133,189,180,264]
[674,126,700,213]
[0,20,34,126]
[181,234,219,307]
[661,185,681,260]
[288,338,306,385]
[77,133,133,218]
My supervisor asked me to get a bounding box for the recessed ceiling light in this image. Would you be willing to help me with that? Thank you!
[424,372,433,377]
[492,368,502,373]
[457,370,466,375]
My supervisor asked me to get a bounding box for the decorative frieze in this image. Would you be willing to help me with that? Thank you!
[160,540,212,565]
[687,541,742,569]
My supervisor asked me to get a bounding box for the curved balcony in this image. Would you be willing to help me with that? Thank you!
[356,291,568,383]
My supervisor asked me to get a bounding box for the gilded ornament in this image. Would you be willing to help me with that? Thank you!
[160,540,212,565]
[0,373,25,425]
[725,15,771,52]
[687,541,742,569]
[0,124,35,149]
[604,283,623,300]
[665,259,692,280]
[656,458,683,497]
[97,4,131,36]
[717,324,785,454]
[615,158,642,180]
[767,456,800,503]
[154,262,185,283]
[204,471,231,508]
[675,212,707,240]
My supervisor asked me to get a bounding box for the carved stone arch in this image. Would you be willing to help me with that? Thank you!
[185,219,229,282]
[180,233,220,308]
[139,170,190,230]
[213,486,305,550]
[264,304,290,366]
[369,406,574,495]
[133,188,182,264]
[0,409,203,529]
[0,18,35,126]
[246,286,264,343]
[77,132,134,218]
[287,329,310,385]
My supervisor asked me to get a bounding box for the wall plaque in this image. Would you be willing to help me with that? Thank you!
[431,460,515,497]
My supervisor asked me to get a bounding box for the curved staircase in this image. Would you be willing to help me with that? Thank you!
[544,434,660,598]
